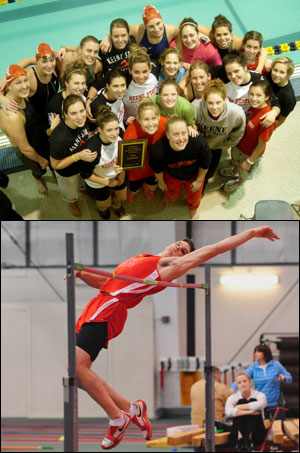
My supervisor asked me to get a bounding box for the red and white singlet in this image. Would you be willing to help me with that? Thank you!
[75,254,165,347]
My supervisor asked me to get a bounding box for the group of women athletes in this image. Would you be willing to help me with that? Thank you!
[0,4,297,219]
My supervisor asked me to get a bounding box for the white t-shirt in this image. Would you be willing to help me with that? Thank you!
[85,137,121,189]
[123,73,157,120]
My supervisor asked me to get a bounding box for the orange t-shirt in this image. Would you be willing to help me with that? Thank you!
[123,115,167,181]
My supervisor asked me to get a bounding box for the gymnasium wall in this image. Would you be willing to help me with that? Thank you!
[1,221,299,416]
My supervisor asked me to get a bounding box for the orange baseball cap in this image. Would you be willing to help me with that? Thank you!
[36,43,55,60]
[142,5,162,25]
[5,64,27,87]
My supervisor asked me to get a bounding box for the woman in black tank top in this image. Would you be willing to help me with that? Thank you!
[0,65,49,195]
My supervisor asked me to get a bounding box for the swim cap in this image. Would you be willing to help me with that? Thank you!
[36,43,55,60]
[5,65,27,87]
[142,5,162,25]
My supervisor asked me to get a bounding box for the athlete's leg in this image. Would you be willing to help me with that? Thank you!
[76,346,123,420]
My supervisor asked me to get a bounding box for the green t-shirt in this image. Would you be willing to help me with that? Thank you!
[151,95,195,125]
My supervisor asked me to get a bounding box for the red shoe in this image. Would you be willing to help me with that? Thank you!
[101,411,131,450]
[131,399,152,440]
[142,184,155,200]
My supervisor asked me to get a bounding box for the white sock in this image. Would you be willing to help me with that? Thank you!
[109,412,125,426]
[129,403,138,418]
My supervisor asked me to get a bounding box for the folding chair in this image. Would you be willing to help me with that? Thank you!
[240,200,294,220]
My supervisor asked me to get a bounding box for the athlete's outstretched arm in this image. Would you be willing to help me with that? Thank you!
[64,270,107,289]
[159,226,280,281]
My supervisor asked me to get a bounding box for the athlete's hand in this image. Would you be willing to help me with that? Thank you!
[106,178,119,187]
[126,116,135,126]
[39,157,49,169]
[63,270,81,280]
[252,226,280,242]
[56,47,67,61]
[86,101,94,122]
[158,180,168,192]
[187,125,198,137]
[114,164,123,175]
[77,149,98,162]
[0,96,19,115]
[190,180,202,193]
[99,35,112,54]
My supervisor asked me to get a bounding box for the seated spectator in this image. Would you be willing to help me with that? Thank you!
[226,372,267,452]
[231,344,292,421]
[190,367,232,427]
[149,115,211,219]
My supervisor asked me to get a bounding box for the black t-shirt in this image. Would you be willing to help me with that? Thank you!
[266,74,296,118]
[49,121,89,177]
[78,133,102,179]
[45,91,65,117]
[99,43,131,77]
[149,135,212,181]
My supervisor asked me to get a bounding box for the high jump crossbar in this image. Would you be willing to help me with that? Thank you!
[74,263,208,290]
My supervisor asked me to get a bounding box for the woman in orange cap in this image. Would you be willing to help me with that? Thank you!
[0,65,49,195]
[0,43,59,132]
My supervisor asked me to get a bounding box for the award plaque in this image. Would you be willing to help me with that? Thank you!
[118,139,148,170]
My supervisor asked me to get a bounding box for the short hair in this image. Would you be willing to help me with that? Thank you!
[203,78,226,101]
[211,14,232,34]
[236,372,252,382]
[271,56,295,79]
[181,237,195,252]
[166,115,188,133]
[223,51,247,69]
[254,344,273,363]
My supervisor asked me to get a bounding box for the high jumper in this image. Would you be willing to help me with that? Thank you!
[71,225,279,450]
